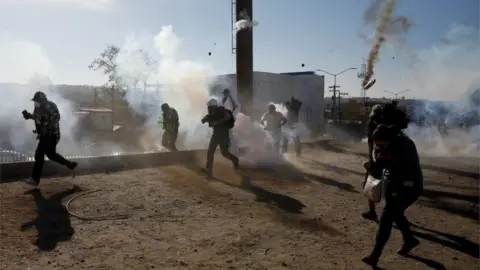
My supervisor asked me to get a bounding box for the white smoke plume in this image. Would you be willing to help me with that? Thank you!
[115,25,218,151]
[114,25,301,165]
[0,35,79,157]
[371,23,480,157]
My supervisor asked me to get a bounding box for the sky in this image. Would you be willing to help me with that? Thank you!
[0,0,479,100]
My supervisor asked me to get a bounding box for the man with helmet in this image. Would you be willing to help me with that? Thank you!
[159,103,179,152]
[22,91,78,187]
[201,99,239,177]
[260,104,287,154]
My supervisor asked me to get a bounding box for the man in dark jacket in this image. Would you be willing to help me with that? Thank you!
[362,124,423,268]
[159,103,179,152]
[22,91,77,187]
[201,99,239,177]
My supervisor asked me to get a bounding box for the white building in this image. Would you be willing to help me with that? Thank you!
[212,71,325,128]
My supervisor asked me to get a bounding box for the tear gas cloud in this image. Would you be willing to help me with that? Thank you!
[0,35,79,156]
[401,23,480,157]
[115,25,301,164]
[359,0,479,157]
[116,25,217,150]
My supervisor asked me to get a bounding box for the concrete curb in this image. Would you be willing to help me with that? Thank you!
[0,150,204,183]
[0,140,332,183]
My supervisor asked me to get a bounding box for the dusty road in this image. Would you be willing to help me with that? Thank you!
[0,140,478,270]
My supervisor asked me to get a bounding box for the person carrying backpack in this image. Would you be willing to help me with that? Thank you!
[201,99,239,177]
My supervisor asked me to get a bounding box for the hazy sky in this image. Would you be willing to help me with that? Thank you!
[0,0,479,100]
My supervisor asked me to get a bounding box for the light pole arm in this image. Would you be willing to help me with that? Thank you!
[315,69,335,76]
[384,90,396,96]
[335,67,357,76]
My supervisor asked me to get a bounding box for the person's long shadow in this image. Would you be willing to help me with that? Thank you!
[405,254,447,270]
[421,188,479,204]
[239,175,306,214]
[411,223,479,259]
[392,223,479,259]
[21,186,80,251]
[302,172,359,194]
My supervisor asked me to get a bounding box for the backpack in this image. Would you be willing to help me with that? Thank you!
[226,109,235,129]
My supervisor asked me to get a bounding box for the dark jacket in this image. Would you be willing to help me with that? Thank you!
[163,108,179,132]
[367,115,382,163]
[203,106,230,134]
[375,134,423,198]
[33,100,61,138]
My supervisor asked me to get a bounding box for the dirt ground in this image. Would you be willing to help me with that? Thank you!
[0,140,478,270]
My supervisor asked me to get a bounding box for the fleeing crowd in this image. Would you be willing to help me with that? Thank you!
[21,90,424,268]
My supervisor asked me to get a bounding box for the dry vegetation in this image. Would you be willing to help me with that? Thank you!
[0,140,478,270]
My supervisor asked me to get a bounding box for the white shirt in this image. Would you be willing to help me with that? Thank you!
[261,111,286,131]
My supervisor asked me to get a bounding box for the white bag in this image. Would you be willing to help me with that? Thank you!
[363,174,383,203]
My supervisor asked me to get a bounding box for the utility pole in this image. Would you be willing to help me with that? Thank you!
[328,77,339,120]
[316,68,357,121]
[384,89,409,100]
[338,92,349,120]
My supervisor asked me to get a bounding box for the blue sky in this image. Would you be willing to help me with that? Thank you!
[0,0,478,99]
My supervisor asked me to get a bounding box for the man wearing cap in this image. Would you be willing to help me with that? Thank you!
[22,91,77,187]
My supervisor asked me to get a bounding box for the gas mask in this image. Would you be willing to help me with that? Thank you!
[34,101,40,108]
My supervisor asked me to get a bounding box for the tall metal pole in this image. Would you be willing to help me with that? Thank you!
[235,0,253,117]
[316,68,357,121]
[384,89,409,100]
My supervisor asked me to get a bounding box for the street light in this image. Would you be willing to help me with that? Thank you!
[384,89,409,100]
[315,68,357,120]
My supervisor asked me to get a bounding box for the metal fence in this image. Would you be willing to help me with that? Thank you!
[0,149,174,164]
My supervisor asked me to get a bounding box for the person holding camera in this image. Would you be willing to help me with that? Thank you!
[201,99,239,177]
[22,91,77,187]
[362,124,423,268]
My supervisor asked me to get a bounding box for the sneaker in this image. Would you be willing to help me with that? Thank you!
[24,178,39,188]
[200,168,213,178]
[362,211,378,222]
[67,161,78,170]
[397,237,420,256]
[362,254,380,267]
[233,160,240,170]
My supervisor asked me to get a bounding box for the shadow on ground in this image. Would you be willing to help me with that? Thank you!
[316,140,480,181]
[390,223,480,259]
[183,164,345,237]
[418,188,479,222]
[20,186,80,251]
[406,254,447,270]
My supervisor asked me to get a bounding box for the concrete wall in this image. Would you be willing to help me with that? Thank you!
[213,72,325,127]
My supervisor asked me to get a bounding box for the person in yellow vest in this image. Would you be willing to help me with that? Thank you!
[158,103,179,152]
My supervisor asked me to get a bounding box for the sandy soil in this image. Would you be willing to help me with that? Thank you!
[0,140,478,270]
